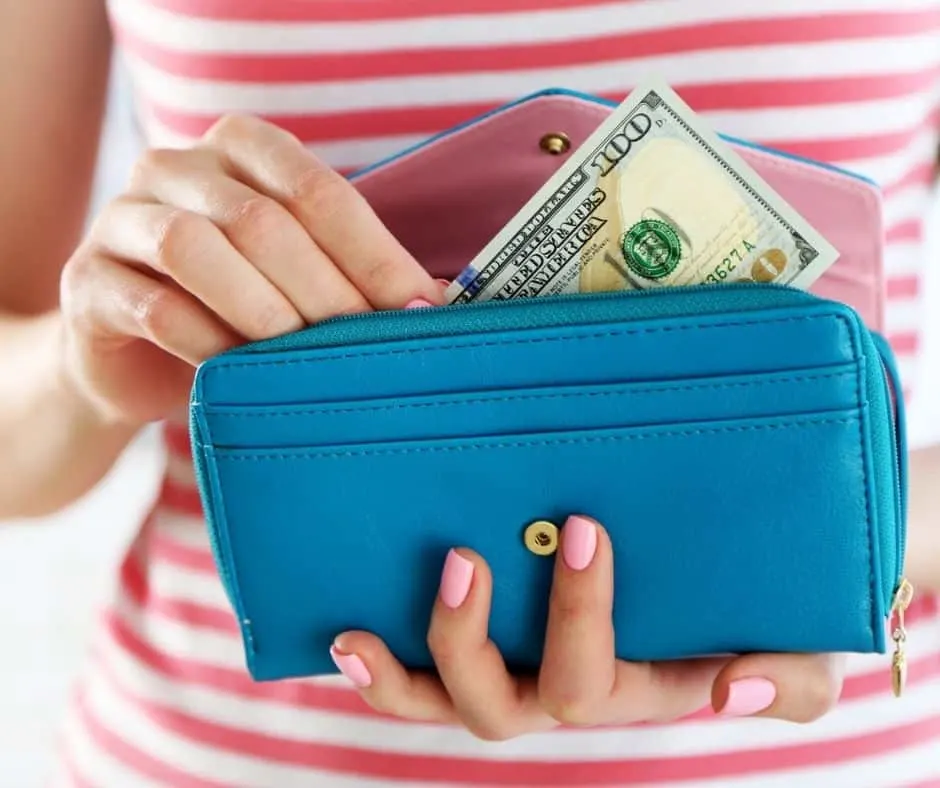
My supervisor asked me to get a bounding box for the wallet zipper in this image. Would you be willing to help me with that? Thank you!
[870,333,913,697]
[234,281,820,355]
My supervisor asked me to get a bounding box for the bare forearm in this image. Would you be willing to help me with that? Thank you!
[0,312,137,519]
[904,445,940,594]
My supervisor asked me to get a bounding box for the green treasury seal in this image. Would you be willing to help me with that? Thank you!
[621,218,682,280]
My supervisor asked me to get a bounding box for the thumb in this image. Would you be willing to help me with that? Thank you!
[711,652,846,723]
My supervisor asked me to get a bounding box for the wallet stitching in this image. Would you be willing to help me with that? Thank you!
[209,314,849,373]
[208,370,856,419]
[853,357,876,644]
[216,415,859,460]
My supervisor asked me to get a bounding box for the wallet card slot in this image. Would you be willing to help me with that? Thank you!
[206,406,878,676]
[202,363,860,449]
[198,308,859,408]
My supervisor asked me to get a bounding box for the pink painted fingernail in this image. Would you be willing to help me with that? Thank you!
[435,278,451,287]
[719,678,776,717]
[329,646,372,688]
[562,515,597,571]
[405,298,433,309]
[439,549,474,609]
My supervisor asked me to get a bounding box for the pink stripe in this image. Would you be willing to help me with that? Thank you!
[158,477,205,516]
[886,219,924,245]
[764,106,940,164]
[163,423,193,458]
[149,531,218,574]
[882,160,940,198]
[888,332,921,355]
[90,655,940,785]
[887,276,921,299]
[115,11,940,83]
[121,552,238,633]
[139,0,640,22]
[106,611,384,716]
[75,687,229,788]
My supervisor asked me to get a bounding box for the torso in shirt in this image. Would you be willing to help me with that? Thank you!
[53,2,940,786]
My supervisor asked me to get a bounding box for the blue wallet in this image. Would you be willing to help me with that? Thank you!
[188,91,908,683]
[190,284,907,681]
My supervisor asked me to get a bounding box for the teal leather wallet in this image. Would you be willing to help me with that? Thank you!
[188,91,908,683]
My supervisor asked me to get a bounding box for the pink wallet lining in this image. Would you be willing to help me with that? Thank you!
[352,92,885,331]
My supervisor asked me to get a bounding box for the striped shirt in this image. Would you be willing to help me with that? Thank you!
[53,1,940,785]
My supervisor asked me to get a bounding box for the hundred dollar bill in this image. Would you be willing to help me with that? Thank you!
[444,80,839,304]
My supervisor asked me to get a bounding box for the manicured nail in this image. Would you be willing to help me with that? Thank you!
[718,678,776,717]
[562,515,597,571]
[405,298,433,309]
[329,645,372,688]
[435,278,451,287]
[439,549,474,609]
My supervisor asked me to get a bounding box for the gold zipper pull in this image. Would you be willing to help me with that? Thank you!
[890,578,914,698]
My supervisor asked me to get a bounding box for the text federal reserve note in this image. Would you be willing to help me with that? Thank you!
[444,80,838,304]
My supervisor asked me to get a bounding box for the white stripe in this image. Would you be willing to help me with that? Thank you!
[121,35,940,116]
[57,703,165,788]
[98,626,940,762]
[842,126,940,186]
[707,92,940,145]
[895,353,919,385]
[115,586,245,669]
[884,240,934,276]
[146,561,230,610]
[109,0,940,54]
[675,737,940,788]
[152,508,211,551]
[82,669,342,787]
[885,297,923,333]
[883,183,938,230]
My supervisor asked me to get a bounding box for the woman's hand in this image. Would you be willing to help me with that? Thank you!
[59,115,442,425]
[332,516,846,739]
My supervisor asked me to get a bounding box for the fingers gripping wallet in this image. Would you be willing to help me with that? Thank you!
[188,90,909,684]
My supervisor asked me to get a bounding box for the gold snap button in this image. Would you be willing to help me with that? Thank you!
[539,132,571,155]
[524,520,559,556]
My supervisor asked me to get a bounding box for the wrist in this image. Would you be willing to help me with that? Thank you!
[0,311,140,518]
[48,314,142,442]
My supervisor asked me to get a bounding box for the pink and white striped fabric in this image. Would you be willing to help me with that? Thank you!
[53,1,940,785]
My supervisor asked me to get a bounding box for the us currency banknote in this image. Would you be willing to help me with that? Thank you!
[444,80,839,304]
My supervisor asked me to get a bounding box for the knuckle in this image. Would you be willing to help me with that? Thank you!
[425,628,459,668]
[793,671,842,723]
[539,692,600,727]
[355,688,393,716]
[285,161,345,220]
[227,194,288,242]
[204,113,258,143]
[129,148,180,189]
[153,209,207,274]
[549,590,591,629]
[464,718,517,743]
[134,286,176,343]
[59,250,96,319]
[356,255,399,294]
[249,298,298,339]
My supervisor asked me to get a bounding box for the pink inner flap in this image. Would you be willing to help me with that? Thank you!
[353,93,885,331]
